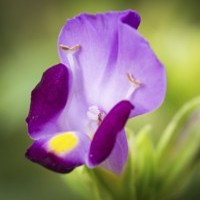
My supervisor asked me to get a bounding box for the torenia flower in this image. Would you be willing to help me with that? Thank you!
[26,10,166,174]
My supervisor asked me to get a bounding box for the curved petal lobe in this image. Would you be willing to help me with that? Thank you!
[87,101,133,167]
[115,24,167,116]
[26,63,70,139]
[99,17,166,114]
[26,132,90,173]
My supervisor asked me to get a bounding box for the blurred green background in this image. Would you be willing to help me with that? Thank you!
[0,0,199,199]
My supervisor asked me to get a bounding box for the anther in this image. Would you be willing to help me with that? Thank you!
[59,44,80,69]
[127,73,142,88]
[98,112,106,126]
[60,44,80,51]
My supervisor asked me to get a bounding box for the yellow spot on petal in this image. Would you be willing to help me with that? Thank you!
[48,132,78,154]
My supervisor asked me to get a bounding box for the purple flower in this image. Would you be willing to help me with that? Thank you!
[26,10,166,174]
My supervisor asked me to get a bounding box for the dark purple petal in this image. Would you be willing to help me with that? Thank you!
[26,63,70,139]
[100,130,128,174]
[26,132,90,173]
[87,101,133,167]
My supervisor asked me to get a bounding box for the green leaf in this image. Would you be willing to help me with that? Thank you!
[156,97,200,162]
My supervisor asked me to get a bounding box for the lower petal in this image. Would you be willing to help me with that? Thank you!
[26,131,90,173]
[87,101,133,167]
[100,130,128,174]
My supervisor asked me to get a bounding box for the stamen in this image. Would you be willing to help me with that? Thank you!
[60,44,81,51]
[59,44,80,69]
[126,73,142,98]
[127,73,141,87]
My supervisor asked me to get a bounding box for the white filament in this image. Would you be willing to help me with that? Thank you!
[67,53,75,69]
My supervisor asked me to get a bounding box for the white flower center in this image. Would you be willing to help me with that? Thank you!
[87,105,106,137]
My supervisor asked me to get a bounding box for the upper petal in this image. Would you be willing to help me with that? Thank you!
[87,101,133,167]
[58,10,140,107]
[98,17,166,115]
[26,63,71,139]
[58,10,140,66]
[58,10,166,116]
